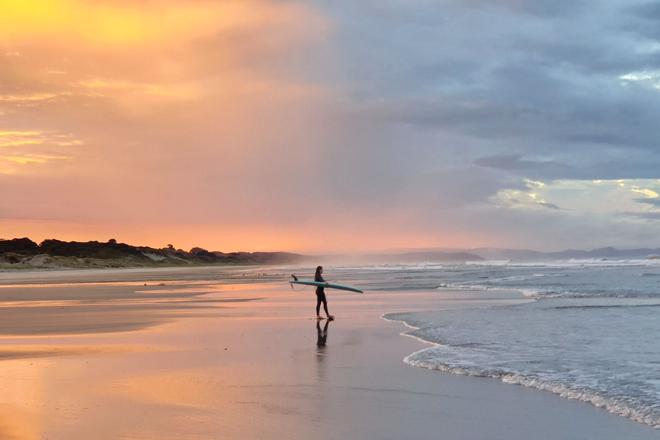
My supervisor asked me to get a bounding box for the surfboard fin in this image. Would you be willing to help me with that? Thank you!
[289,274,298,290]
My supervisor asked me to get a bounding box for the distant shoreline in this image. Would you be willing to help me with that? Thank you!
[0,260,269,272]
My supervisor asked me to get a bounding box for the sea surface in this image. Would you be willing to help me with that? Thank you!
[281,260,660,428]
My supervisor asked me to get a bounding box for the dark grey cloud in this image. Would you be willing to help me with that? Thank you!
[457,0,587,17]
[627,2,660,39]
[634,198,660,208]
[538,201,561,210]
[629,1,660,17]
[622,211,660,220]
[474,154,660,180]
[473,155,576,181]
[319,0,660,173]
[303,0,660,248]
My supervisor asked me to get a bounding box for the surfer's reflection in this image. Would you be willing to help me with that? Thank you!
[315,319,332,382]
[316,319,331,349]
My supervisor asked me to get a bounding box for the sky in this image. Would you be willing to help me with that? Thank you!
[1,0,660,252]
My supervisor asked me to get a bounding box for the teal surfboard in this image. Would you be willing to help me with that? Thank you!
[290,275,363,293]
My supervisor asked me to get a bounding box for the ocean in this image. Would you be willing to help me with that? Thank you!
[280,260,660,429]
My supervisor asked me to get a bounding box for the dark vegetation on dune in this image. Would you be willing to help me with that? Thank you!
[0,238,307,269]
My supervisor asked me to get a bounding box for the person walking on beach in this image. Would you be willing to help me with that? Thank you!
[315,266,334,320]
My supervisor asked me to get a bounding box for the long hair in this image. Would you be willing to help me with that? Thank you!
[315,266,323,279]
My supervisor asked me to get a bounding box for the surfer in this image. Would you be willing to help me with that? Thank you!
[314,266,334,320]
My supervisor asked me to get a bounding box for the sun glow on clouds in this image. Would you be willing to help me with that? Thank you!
[0,131,79,174]
[0,93,70,104]
[0,0,346,250]
[1,0,248,46]
[493,179,660,218]
[619,70,660,90]
[493,179,560,210]
[630,186,659,199]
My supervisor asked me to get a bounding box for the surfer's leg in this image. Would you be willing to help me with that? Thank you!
[322,297,330,317]
[316,295,322,317]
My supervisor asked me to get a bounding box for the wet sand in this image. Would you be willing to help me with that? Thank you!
[0,269,656,439]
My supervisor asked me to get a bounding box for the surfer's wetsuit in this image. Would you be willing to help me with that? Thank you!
[315,272,329,317]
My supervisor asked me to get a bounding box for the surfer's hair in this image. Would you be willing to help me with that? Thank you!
[315,266,323,275]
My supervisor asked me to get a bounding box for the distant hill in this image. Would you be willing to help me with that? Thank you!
[0,238,309,269]
[469,246,660,261]
[365,250,484,263]
[361,246,660,263]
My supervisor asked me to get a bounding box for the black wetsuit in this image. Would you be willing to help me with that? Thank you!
[315,272,329,316]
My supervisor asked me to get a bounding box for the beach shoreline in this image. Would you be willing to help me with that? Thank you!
[383,309,660,430]
[0,269,656,439]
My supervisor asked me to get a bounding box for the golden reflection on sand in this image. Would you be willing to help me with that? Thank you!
[107,368,229,409]
[0,361,47,440]
[0,404,40,440]
[0,281,270,437]
[0,281,313,438]
[0,344,157,360]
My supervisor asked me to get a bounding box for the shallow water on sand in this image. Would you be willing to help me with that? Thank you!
[0,263,658,436]
[305,260,660,429]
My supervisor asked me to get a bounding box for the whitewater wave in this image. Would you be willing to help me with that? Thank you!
[435,281,660,299]
[383,313,660,429]
[467,259,660,268]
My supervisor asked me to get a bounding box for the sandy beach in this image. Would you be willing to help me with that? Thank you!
[0,267,656,439]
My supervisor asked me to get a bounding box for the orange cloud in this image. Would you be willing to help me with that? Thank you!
[1,0,230,46]
[0,131,80,174]
[0,1,366,251]
[0,0,327,48]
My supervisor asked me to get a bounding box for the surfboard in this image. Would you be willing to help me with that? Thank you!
[290,276,363,293]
